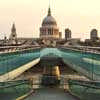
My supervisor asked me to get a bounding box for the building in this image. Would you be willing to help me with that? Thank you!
[90,29,98,41]
[65,28,71,40]
[59,32,62,39]
[9,23,17,45]
[40,7,61,39]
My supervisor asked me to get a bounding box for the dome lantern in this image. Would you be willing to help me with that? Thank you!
[48,7,51,16]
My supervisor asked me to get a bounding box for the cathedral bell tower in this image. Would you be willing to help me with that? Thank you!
[9,23,17,45]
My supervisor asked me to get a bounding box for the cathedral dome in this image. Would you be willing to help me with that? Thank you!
[42,7,57,26]
[42,16,57,26]
[40,7,60,39]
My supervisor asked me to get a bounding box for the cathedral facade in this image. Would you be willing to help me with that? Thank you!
[40,7,61,39]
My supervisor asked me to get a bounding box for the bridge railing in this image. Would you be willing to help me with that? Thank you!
[0,48,40,78]
[59,47,100,81]
[68,79,100,100]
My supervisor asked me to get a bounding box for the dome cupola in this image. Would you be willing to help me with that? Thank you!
[42,7,57,26]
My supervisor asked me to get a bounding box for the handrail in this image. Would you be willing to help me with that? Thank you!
[68,80,100,89]
[0,81,29,89]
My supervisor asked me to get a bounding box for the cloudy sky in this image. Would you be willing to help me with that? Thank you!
[0,0,100,40]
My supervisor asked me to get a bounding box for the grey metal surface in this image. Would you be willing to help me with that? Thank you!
[25,88,79,100]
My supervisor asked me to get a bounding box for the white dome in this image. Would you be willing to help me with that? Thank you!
[42,16,57,26]
[40,7,60,39]
[42,7,57,26]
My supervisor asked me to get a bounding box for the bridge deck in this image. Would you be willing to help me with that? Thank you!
[1,47,100,81]
[25,88,79,100]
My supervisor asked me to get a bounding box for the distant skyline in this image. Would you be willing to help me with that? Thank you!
[0,0,100,40]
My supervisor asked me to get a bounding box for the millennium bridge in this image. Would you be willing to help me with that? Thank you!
[0,47,100,100]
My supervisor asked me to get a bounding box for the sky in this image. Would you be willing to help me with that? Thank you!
[0,0,100,40]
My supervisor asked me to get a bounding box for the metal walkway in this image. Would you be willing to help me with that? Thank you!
[25,88,78,100]
[1,47,100,81]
